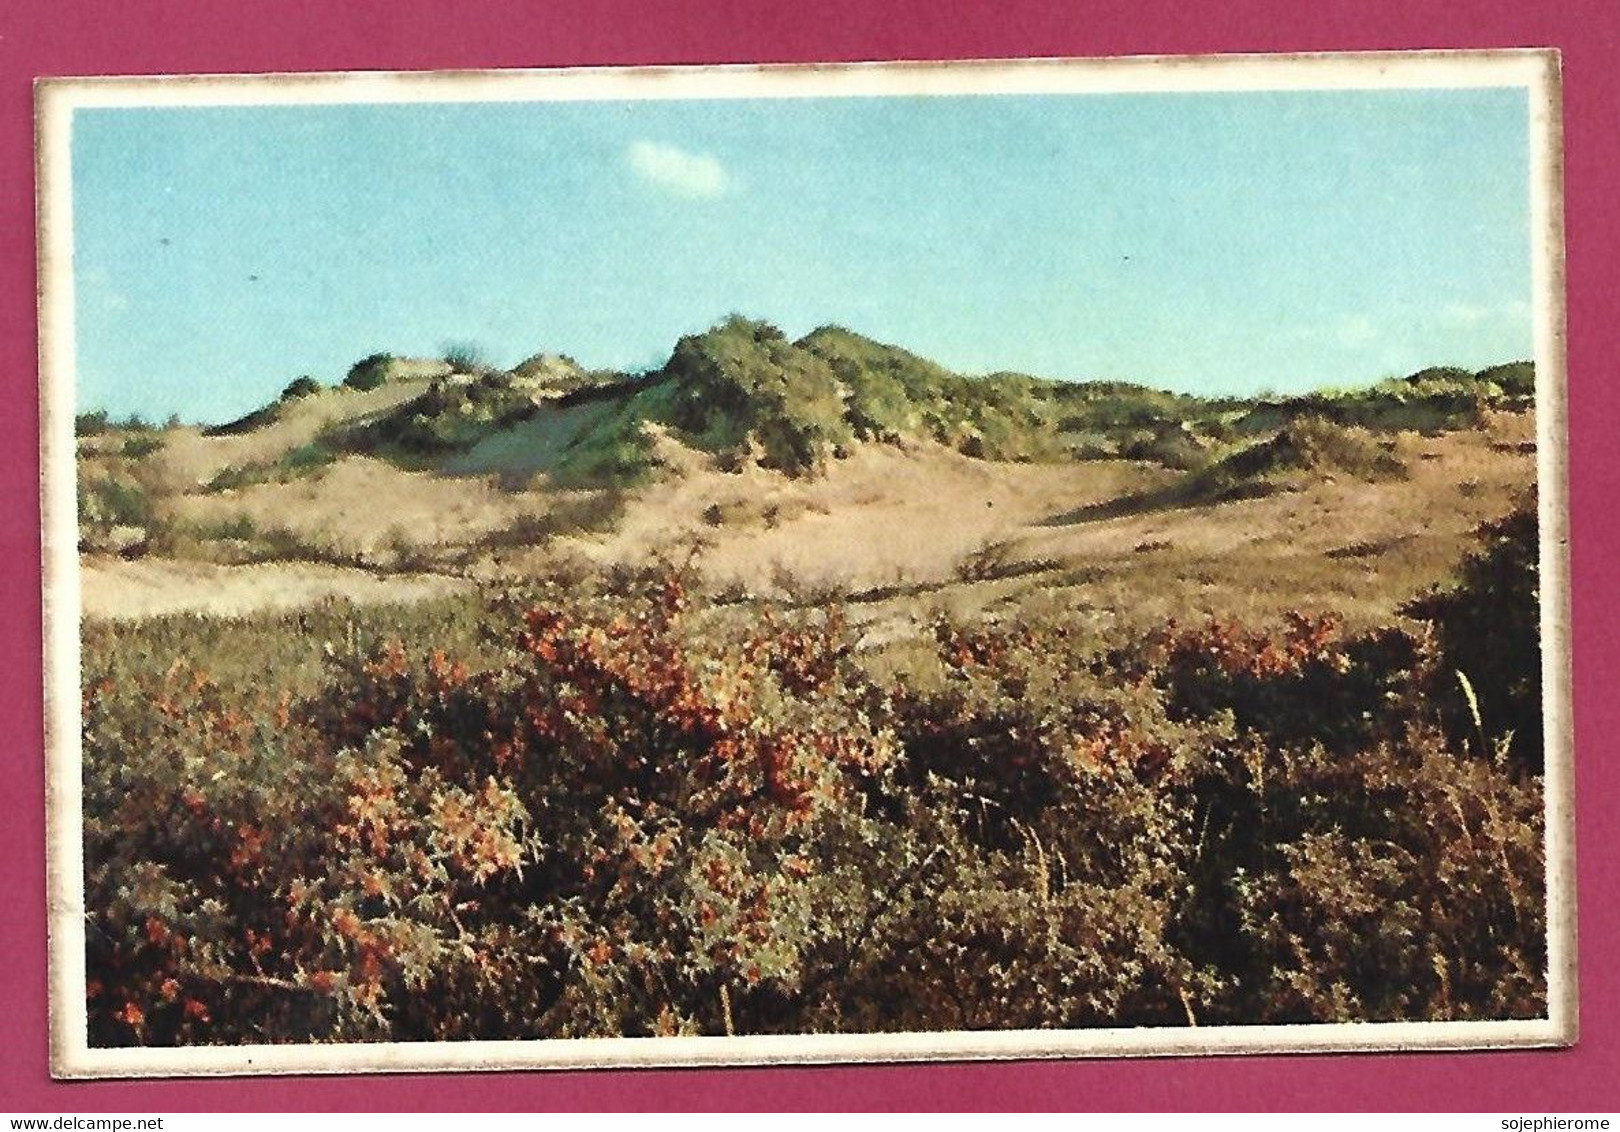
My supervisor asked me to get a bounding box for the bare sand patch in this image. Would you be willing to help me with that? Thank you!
[152,381,434,488]
[575,440,1174,593]
[845,411,1538,634]
[80,556,471,621]
[82,410,1538,632]
[172,455,552,553]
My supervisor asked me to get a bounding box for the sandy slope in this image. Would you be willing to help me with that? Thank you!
[442,400,618,478]
[575,437,1175,592]
[566,412,1536,637]
[836,411,1539,636]
[151,381,434,487]
[78,410,1537,627]
[172,455,553,554]
[79,557,471,620]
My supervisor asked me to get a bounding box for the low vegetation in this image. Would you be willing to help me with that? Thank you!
[79,475,154,533]
[1056,417,1411,526]
[205,442,337,493]
[76,411,156,438]
[342,372,539,460]
[1405,503,1544,770]
[282,376,323,400]
[1193,417,1406,499]
[80,504,1545,1044]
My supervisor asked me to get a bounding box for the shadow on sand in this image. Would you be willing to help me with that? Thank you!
[1039,477,1280,528]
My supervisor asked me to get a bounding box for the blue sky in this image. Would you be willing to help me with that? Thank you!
[71,88,1533,424]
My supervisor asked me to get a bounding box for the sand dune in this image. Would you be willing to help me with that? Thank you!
[172,455,552,554]
[442,399,619,478]
[76,403,1536,627]
[151,381,434,487]
[79,557,471,621]
[580,438,1173,592]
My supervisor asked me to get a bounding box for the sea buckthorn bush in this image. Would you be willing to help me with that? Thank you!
[81,506,1547,1044]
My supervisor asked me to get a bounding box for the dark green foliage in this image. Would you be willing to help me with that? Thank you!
[206,442,336,492]
[205,404,284,437]
[342,374,537,459]
[1404,366,1477,386]
[545,405,660,488]
[284,442,336,474]
[196,513,259,542]
[75,411,111,437]
[1405,503,1543,770]
[1476,361,1537,399]
[1050,380,1210,434]
[77,411,153,437]
[1257,362,1536,436]
[442,342,485,374]
[1138,612,1431,753]
[282,376,322,401]
[658,316,853,473]
[1076,418,1409,523]
[79,475,154,530]
[1172,736,1544,1022]
[800,326,1063,461]
[1210,417,1405,493]
[121,433,164,459]
[344,353,395,392]
[1120,422,1215,471]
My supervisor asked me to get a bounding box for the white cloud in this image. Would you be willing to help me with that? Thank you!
[626,140,729,200]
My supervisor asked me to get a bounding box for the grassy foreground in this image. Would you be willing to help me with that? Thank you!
[79,506,1546,1045]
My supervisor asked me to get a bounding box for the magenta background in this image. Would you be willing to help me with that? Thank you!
[3,0,1617,1112]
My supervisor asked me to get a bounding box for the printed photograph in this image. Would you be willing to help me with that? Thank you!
[39,53,1572,1075]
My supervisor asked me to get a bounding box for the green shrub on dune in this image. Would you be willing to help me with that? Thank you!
[802,326,1065,461]
[198,320,1537,492]
[343,352,395,392]
[661,316,853,473]
[281,375,322,400]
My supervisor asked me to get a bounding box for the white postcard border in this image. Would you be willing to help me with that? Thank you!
[37,48,1576,1080]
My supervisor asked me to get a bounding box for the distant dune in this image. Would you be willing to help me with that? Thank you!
[73,318,1536,625]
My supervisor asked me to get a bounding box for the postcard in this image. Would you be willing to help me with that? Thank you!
[37,50,1573,1077]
